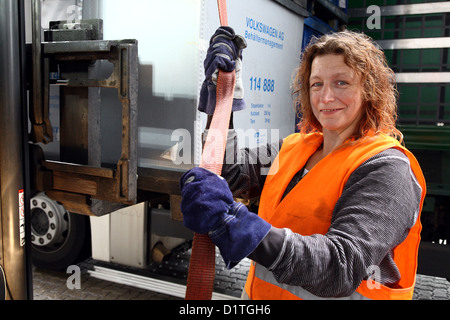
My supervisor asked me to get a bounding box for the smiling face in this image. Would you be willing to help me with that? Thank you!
[309,54,364,139]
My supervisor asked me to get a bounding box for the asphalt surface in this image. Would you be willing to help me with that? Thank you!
[32,264,450,300]
[32,265,179,300]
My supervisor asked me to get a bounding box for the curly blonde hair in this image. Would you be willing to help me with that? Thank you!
[294,30,402,143]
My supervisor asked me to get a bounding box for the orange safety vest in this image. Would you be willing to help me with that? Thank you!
[244,132,426,300]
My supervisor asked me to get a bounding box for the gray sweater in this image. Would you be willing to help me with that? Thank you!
[221,132,423,298]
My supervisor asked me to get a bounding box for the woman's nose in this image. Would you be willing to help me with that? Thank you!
[321,84,335,103]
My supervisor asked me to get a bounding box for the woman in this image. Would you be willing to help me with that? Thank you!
[180,29,426,300]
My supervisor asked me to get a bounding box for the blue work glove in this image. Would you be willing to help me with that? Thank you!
[180,167,234,234]
[198,26,247,115]
[180,167,271,269]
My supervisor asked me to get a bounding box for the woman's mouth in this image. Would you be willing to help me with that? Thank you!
[321,108,343,114]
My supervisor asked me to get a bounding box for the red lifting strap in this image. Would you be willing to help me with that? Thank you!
[184,0,236,300]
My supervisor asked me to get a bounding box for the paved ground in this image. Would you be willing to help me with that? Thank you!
[32,266,180,300]
[412,274,450,300]
[32,264,450,300]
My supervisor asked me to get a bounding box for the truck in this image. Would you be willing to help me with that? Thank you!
[1,0,448,300]
[23,0,316,299]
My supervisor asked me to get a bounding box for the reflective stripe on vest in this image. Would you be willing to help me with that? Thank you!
[254,263,370,300]
[244,132,427,300]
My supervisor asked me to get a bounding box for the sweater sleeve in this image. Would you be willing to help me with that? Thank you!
[220,129,282,200]
[248,148,423,298]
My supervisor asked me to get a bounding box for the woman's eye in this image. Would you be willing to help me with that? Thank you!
[336,80,349,86]
[311,82,322,88]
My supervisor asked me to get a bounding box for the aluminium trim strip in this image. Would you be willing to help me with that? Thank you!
[88,266,239,300]
[395,72,450,83]
[377,37,450,50]
[348,2,450,17]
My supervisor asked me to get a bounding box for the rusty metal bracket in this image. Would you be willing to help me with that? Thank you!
[37,39,138,215]
[30,0,53,145]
